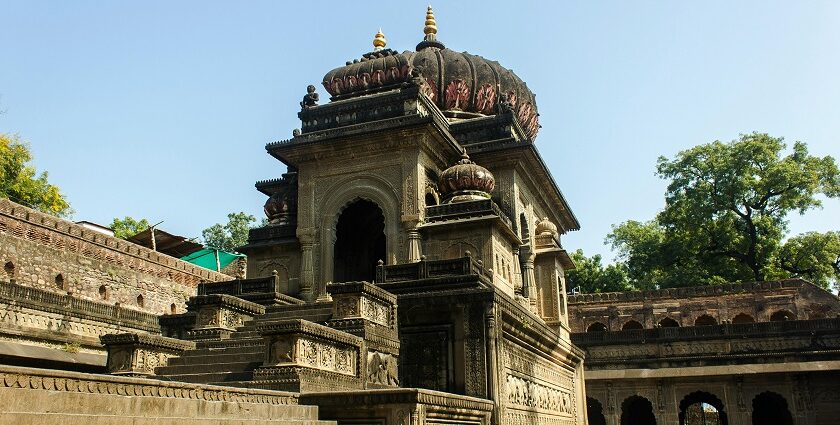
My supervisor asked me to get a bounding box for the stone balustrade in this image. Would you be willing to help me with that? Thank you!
[185,294,265,340]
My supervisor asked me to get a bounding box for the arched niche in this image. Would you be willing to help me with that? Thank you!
[620,395,657,425]
[659,317,680,328]
[318,175,401,285]
[770,310,795,322]
[587,322,608,332]
[732,313,755,324]
[679,390,728,425]
[752,392,793,425]
[622,320,644,330]
[694,314,717,326]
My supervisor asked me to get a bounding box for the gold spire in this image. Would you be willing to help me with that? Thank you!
[424,5,437,37]
[373,28,387,51]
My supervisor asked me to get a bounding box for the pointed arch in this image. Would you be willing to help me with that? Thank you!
[679,390,728,425]
[622,320,644,330]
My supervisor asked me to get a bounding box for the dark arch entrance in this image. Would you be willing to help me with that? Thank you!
[333,199,385,283]
[679,391,728,425]
[621,395,656,425]
[752,392,793,425]
[587,397,607,425]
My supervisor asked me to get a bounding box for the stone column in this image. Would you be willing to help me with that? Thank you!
[407,229,422,263]
[522,250,538,313]
[298,230,316,303]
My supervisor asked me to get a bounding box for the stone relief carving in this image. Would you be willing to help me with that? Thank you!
[195,309,217,328]
[367,351,399,386]
[269,338,294,364]
[361,297,390,327]
[505,374,574,414]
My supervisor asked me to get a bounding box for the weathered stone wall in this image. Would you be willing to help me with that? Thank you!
[568,279,840,332]
[0,364,323,425]
[0,199,229,316]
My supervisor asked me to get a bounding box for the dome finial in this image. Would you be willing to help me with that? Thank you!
[424,6,437,38]
[416,5,445,51]
[373,28,387,51]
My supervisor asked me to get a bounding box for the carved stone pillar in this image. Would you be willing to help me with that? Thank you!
[407,229,422,262]
[521,250,538,313]
[299,230,316,302]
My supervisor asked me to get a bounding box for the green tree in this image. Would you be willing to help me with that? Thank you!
[609,133,840,288]
[110,216,150,239]
[779,231,840,289]
[566,249,633,293]
[0,133,71,217]
[202,212,256,252]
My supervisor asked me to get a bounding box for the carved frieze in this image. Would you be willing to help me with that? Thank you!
[505,374,575,415]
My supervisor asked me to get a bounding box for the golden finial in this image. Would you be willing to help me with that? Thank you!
[424,5,437,37]
[373,28,387,51]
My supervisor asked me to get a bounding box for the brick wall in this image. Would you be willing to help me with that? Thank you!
[0,199,229,315]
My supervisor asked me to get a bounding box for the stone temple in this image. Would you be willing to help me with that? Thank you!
[1,6,839,425]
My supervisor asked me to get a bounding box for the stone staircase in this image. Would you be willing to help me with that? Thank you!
[155,303,334,387]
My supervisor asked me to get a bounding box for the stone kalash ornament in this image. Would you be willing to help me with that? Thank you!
[438,151,495,203]
[263,173,298,225]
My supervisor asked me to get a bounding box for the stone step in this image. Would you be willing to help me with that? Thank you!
[196,337,265,350]
[156,360,262,375]
[254,312,333,323]
[157,370,255,384]
[168,351,265,366]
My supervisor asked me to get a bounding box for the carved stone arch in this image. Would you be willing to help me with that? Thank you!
[424,185,440,207]
[751,391,793,425]
[620,395,657,425]
[770,309,795,321]
[622,319,644,330]
[732,313,755,324]
[443,241,480,260]
[587,396,607,425]
[318,175,401,284]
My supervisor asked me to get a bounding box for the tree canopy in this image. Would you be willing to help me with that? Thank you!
[0,133,71,217]
[110,216,150,239]
[566,249,633,293]
[606,133,840,290]
[201,212,256,252]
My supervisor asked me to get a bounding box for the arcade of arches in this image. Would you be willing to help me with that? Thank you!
[586,391,812,425]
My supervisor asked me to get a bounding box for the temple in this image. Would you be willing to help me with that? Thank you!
[1,6,839,425]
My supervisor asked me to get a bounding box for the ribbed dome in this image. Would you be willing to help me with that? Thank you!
[321,33,540,139]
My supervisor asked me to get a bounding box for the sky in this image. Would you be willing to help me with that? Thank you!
[1,1,838,261]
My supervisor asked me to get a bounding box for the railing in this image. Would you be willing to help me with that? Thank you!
[197,275,280,296]
[568,279,807,304]
[0,280,160,331]
[425,198,513,229]
[571,317,840,346]
[375,256,491,283]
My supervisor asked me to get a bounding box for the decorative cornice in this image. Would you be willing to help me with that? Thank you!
[299,387,494,411]
[326,281,397,304]
[99,333,196,352]
[257,319,364,348]
[187,294,266,316]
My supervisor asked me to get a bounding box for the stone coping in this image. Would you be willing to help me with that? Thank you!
[299,387,494,411]
[0,363,300,404]
[0,341,106,367]
[0,198,228,283]
[568,278,813,304]
[187,294,266,315]
[326,281,397,304]
[572,317,840,346]
[257,319,363,348]
[0,280,160,332]
[585,360,840,380]
[100,333,196,351]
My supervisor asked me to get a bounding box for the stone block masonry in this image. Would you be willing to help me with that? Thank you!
[0,199,229,316]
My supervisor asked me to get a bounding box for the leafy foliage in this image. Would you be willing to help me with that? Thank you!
[608,133,840,289]
[202,212,256,252]
[566,249,633,293]
[0,133,71,217]
[110,216,150,239]
[779,231,840,289]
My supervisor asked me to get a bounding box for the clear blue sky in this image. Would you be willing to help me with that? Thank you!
[2,1,838,261]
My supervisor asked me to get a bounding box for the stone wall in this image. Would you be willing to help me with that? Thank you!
[0,364,325,425]
[0,199,229,316]
[568,279,840,332]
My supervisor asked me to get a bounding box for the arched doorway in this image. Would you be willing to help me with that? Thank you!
[695,315,717,326]
[587,322,608,332]
[659,317,680,328]
[587,397,607,425]
[769,310,795,322]
[621,395,657,425]
[732,313,755,324]
[333,199,385,283]
[752,392,793,425]
[679,391,728,425]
